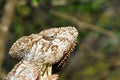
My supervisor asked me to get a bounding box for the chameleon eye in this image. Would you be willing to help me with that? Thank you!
[43,32,56,41]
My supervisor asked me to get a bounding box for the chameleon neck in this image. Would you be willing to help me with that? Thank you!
[5,60,44,80]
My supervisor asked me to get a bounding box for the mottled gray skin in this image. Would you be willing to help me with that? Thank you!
[6,27,78,80]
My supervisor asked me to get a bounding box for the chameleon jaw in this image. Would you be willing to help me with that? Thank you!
[52,41,76,73]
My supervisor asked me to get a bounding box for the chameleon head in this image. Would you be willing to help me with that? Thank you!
[9,26,78,66]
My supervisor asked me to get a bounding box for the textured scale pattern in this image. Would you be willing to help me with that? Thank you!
[6,26,78,80]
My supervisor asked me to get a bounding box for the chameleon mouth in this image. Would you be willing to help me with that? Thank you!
[52,41,76,73]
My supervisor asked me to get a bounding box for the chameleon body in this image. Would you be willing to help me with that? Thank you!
[5,27,78,80]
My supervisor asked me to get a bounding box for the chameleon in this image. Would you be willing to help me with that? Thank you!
[5,26,78,80]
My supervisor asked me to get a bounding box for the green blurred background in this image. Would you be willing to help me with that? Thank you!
[0,0,120,80]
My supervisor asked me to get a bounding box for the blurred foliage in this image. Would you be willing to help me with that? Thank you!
[0,0,120,80]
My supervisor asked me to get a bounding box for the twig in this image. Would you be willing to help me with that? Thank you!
[0,0,18,79]
[50,10,117,38]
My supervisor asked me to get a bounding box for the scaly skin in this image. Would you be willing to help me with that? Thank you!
[5,27,78,80]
